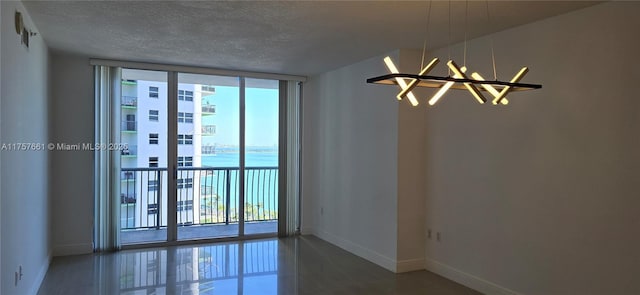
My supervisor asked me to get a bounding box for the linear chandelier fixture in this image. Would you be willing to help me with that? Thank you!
[366,1,541,107]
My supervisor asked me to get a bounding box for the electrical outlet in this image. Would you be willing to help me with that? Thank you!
[436,232,441,242]
[19,265,23,280]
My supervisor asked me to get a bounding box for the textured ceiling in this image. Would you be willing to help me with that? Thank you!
[23,1,600,76]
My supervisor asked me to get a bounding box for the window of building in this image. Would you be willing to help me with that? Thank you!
[148,180,159,192]
[149,157,159,168]
[178,112,193,123]
[123,114,136,131]
[147,203,158,215]
[178,156,193,167]
[178,90,193,101]
[149,133,159,145]
[149,110,159,122]
[177,178,193,189]
[177,200,193,212]
[149,86,159,98]
[177,134,193,145]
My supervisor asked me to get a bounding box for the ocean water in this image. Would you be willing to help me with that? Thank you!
[200,152,278,214]
[202,152,278,168]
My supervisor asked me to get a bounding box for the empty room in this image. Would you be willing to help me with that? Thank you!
[1,1,639,294]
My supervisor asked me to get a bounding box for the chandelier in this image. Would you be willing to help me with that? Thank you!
[367,1,541,106]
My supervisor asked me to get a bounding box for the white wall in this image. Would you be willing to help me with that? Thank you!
[302,52,400,271]
[423,2,640,294]
[1,3,4,293]
[49,52,94,256]
[0,2,3,293]
[1,2,51,294]
[396,49,428,272]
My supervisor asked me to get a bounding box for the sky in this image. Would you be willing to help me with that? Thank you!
[202,85,279,147]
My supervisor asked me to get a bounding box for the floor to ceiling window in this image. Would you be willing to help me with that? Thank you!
[94,61,300,249]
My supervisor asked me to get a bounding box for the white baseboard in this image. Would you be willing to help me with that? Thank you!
[425,257,522,295]
[396,258,426,273]
[28,251,52,295]
[53,243,93,256]
[300,226,315,235]
[314,230,397,272]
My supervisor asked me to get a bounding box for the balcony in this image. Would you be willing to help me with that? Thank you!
[201,85,215,94]
[121,79,137,86]
[201,145,216,155]
[201,125,216,136]
[120,145,137,157]
[120,166,278,244]
[201,104,216,116]
[121,120,137,132]
[121,96,138,108]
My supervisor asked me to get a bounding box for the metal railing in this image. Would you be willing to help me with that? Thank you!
[120,145,137,156]
[121,96,138,107]
[120,167,278,230]
[201,125,216,136]
[201,85,216,93]
[121,168,166,229]
[201,145,216,155]
[201,105,216,114]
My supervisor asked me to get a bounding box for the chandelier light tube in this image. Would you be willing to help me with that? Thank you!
[383,56,420,106]
[492,67,528,105]
[470,72,509,105]
[397,58,439,100]
[447,60,486,104]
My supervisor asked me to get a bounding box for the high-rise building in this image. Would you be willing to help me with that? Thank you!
[119,78,216,230]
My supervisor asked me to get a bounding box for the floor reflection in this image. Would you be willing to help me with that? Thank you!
[38,236,480,295]
[118,240,279,295]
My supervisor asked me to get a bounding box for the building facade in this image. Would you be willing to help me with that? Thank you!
[120,79,216,230]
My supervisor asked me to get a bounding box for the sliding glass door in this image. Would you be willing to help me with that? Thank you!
[119,69,169,244]
[118,71,279,245]
[175,73,242,240]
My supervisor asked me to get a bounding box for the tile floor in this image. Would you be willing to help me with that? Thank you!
[121,221,278,244]
[37,236,481,295]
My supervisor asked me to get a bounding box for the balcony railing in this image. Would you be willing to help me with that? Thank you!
[121,79,137,86]
[201,85,216,94]
[201,145,216,155]
[202,105,216,115]
[201,125,216,136]
[120,145,137,157]
[120,167,278,230]
[122,120,137,132]
[121,96,138,107]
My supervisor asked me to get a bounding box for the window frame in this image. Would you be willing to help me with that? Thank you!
[177,178,194,189]
[149,110,159,122]
[149,86,159,98]
[149,133,159,145]
[149,157,159,168]
[178,89,194,102]
[177,156,193,167]
[178,112,193,124]
[177,134,193,145]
